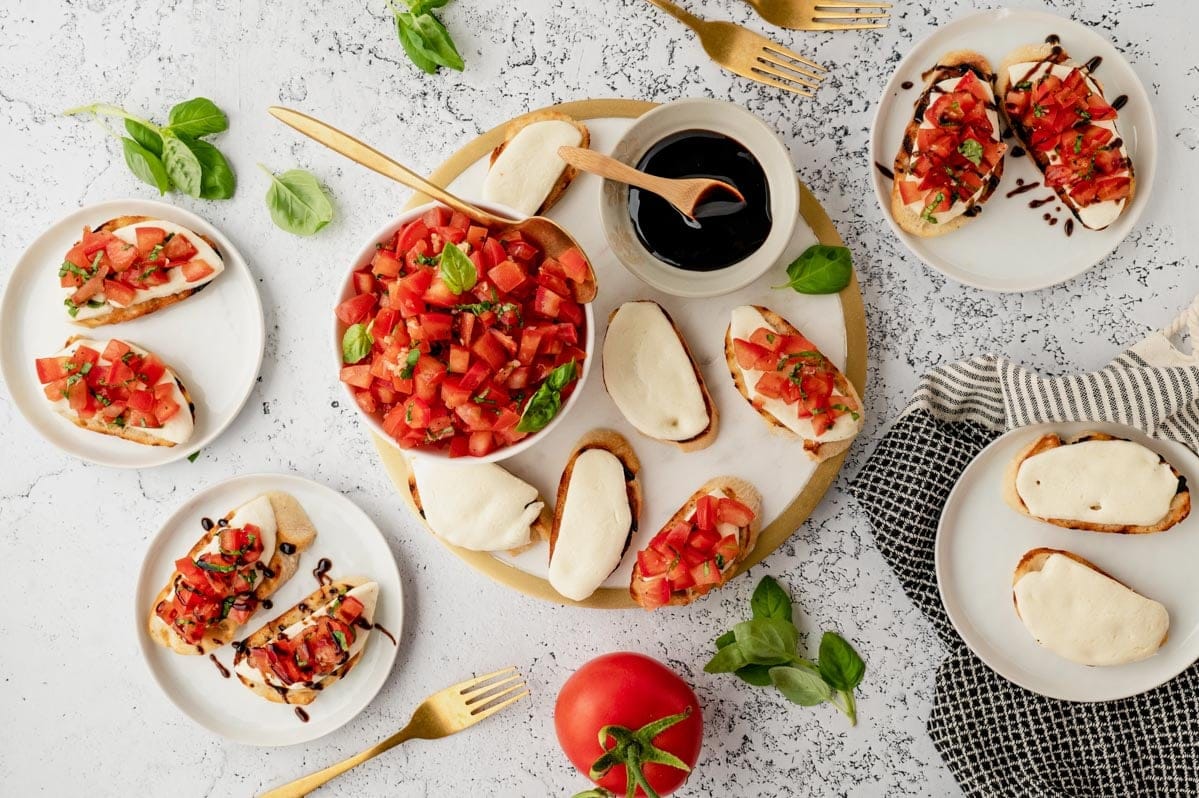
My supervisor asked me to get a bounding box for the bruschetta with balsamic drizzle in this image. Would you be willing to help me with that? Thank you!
[891,51,1006,236]
[998,41,1134,230]
[725,305,863,462]
[148,493,318,654]
[58,216,224,325]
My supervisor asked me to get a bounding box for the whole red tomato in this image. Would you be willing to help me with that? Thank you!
[555,652,703,798]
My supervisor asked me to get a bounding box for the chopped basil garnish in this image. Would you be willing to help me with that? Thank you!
[195,559,237,573]
[400,347,421,379]
[332,630,349,651]
[958,138,984,166]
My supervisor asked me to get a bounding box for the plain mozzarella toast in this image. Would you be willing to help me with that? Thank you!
[483,111,590,217]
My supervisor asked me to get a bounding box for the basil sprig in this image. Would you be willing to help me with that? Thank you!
[516,360,577,434]
[64,98,235,199]
[773,244,853,295]
[439,241,477,294]
[389,0,464,74]
[259,165,334,236]
[342,323,374,364]
[704,576,867,725]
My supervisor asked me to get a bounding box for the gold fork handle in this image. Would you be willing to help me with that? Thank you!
[644,0,707,30]
[267,106,509,227]
[258,724,420,798]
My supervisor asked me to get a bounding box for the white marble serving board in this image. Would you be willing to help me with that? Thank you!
[428,117,846,588]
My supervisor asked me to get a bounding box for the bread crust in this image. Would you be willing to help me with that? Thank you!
[489,111,590,216]
[68,215,219,327]
[1003,431,1190,534]
[890,50,1003,237]
[232,578,371,705]
[549,429,642,576]
[630,476,762,608]
[147,492,319,655]
[995,44,1136,229]
[603,300,719,452]
[724,305,864,462]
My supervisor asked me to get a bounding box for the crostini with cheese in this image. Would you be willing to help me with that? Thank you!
[482,111,590,217]
[1005,431,1190,534]
[725,305,863,462]
[233,579,379,705]
[1012,548,1169,666]
[630,476,761,610]
[57,216,224,326]
[603,300,718,452]
[148,492,319,655]
[35,336,195,447]
[548,430,642,602]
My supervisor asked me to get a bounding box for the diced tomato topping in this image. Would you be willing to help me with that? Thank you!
[336,293,376,325]
[103,279,137,307]
[135,227,167,256]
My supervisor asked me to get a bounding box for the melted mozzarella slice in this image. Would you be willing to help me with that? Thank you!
[728,306,856,443]
[481,120,583,216]
[603,301,709,442]
[1015,439,1178,527]
[548,449,632,601]
[412,459,542,551]
[1014,554,1168,666]
[49,338,194,444]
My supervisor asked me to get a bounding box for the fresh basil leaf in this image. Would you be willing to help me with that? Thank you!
[958,138,984,166]
[161,133,203,197]
[439,241,476,294]
[774,244,853,295]
[121,138,170,194]
[545,360,577,391]
[516,360,577,433]
[733,618,799,663]
[260,166,334,236]
[734,663,775,687]
[395,13,440,74]
[409,0,451,12]
[714,630,736,650]
[411,13,464,71]
[342,323,374,363]
[703,641,749,674]
[187,451,200,462]
[166,97,228,138]
[750,576,793,622]
[769,665,832,706]
[125,119,163,157]
[817,631,866,692]
[181,135,236,200]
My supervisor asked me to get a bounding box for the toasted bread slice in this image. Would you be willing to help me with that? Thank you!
[725,305,863,462]
[486,111,590,217]
[547,430,642,601]
[69,215,221,327]
[630,476,762,609]
[147,492,319,655]
[890,51,1004,237]
[1004,431,1190,534]
[996,44,1135,230]
[603,300,718,452]
[232,578,378,705]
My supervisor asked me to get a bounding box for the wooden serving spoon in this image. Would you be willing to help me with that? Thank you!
[557,145,745,220]
[268,106,598,303]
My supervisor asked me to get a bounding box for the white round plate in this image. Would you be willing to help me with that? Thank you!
[135,473,404,745]
[870,8,1157,292]
[0,198,265,467]
[936,422,1199,701]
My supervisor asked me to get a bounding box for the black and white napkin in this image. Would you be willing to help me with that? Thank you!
[849,304,1199,798]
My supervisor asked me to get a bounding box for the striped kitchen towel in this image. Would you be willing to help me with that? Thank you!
[849,301,1199,798]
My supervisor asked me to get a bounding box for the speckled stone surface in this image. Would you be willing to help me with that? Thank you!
[2,0,1197,795]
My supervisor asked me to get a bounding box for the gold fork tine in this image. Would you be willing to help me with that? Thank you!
[463,675,525,705]
[762,42,827,73]
[757,52,825,83]
[812,10,890,19]
[470,688,531,720]
[457,665,518,693]
[814,0,892,8]
[751,74,815,97]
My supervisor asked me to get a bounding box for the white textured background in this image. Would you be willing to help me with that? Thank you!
[1,0,1197,795]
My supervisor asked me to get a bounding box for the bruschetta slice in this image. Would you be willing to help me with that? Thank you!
[998,43,1133,230]
[725,305,863,462]
[483,111,590,217]
[891,51,1006,236]
[548,430,642,602]
[233,579,379,705]
[1013,548,1168,666]
[35,336,195,447]
[602,300,718,452]
[405,458,550,553]
[1004,431,1190,534]
[148,492,318,654]
[630,477,761,610]
[58,215,224,326]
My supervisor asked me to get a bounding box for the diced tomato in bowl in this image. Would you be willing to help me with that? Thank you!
[333,202,594,462]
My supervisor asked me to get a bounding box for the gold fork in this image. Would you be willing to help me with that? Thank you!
[259,667,529,798]
[646,0,826,97]
[743,0,891,31]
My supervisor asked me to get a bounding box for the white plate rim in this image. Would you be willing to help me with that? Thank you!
[868,6,1159,292]
[133,472,404,745]
[0,197,265,468]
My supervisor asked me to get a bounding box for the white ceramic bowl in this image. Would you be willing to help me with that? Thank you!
[600,98,799,298]
[333,200,595,464]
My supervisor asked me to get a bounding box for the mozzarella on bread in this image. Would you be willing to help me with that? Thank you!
[603,301,709,442]
[482,120,583,216]
[548,449,632,601]
[412,459,542,551]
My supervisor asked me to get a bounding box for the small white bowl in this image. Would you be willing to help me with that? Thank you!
[333,200,595,464]
[600,98,799,298]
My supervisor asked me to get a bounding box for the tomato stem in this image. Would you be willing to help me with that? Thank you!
[587,706,693,798]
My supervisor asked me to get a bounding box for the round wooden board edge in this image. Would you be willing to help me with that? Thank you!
[369,97,868,609]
